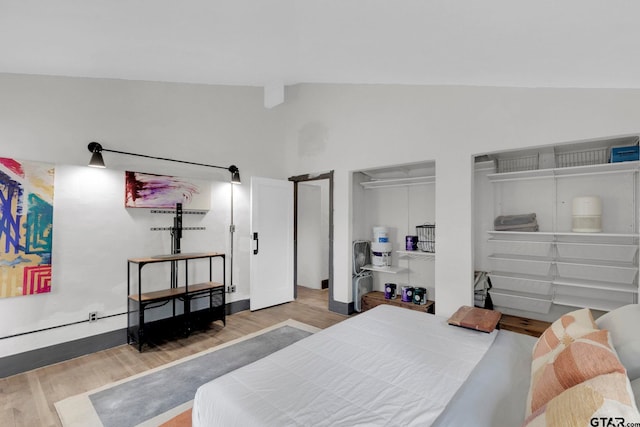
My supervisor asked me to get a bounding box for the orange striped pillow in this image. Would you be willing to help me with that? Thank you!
[527,329,626,416]
[523,373,640,427]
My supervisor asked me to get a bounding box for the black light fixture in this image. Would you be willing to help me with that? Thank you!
[87,141,241,184]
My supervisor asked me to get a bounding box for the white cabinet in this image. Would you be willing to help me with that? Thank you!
[481,147,639,319]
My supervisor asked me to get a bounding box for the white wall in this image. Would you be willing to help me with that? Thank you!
[3,74,640,357]
[0,73,285,357]
[282,84,640,316]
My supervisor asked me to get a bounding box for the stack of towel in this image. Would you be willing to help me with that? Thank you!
[494,213,538,232]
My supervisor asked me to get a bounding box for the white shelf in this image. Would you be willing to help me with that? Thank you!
[553,278,638,294]
[553,295,629,312]
[361,176,435,189]
[395,250,435,260]
[361,264,407,274]
[487,230,639,244]
[487,161,640,182]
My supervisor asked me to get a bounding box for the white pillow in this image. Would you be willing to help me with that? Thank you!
[632,378,640,411]
[596,304,640,380]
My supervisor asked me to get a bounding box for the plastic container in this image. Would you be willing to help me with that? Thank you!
[413,287,427,305]
[572,196,602,233]
[373,226,389,243]
[489,289,552,314]
[401,286,414,302]
[555,242,638,263]
[488,239,553,257]
[488,255,553,276]
[488,274,552,296]
[384,283,397,299]
[555,261,638,285]
[611,145,639,163]
[405,235,418,251]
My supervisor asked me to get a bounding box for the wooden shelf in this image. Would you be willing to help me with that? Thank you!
[128,281,224,302]
[498,314,550,338]
[128,252,225,265]
[361,291,434,314]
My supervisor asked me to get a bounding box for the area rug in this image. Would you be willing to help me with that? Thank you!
[55,319,319,427]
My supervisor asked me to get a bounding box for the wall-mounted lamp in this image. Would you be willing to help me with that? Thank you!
[87,141,241,184]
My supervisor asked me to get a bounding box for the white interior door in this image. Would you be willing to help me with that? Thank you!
[250,177,294,310]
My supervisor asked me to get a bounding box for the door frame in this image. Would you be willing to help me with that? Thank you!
[289,171,335,311]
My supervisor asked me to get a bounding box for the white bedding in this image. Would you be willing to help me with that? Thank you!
[193,305,499,426]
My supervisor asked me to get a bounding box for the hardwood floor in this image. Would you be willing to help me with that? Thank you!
[0,288,346,427]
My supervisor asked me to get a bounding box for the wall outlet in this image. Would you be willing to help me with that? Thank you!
[88,312,98,322]
[227,285,236,293]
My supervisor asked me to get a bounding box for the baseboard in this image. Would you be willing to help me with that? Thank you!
[329,298,353,315]
[0,299,250,378]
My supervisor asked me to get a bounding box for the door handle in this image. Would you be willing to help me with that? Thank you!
[253,232,259,255]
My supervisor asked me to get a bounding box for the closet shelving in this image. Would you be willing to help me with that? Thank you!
[354,163,436,299]
[360,175,435,189]
[486,154,639,316]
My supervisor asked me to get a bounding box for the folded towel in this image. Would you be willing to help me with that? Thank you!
[494,213,537,227]
[494,223,539,232]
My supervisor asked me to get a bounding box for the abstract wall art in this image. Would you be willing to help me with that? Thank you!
[125,171,211,210]
[0,157,54,298]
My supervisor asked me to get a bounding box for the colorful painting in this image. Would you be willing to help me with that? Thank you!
[0,158,54,298]
[125,171,211,210]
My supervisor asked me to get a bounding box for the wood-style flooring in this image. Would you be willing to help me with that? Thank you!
[0,286,341,427]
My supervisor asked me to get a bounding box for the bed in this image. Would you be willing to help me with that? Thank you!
[193,304,640,426]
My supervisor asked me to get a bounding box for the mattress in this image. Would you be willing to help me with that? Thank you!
[193,304,502,426]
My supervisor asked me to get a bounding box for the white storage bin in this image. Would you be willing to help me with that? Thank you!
[488,240,553,257]
[489,274,552,296]
[555,242,638,263]
[556,261,638,285]
[489,289,553,314]
[488,255,553,276]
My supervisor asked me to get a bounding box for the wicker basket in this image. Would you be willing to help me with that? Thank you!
[416,224,435,253]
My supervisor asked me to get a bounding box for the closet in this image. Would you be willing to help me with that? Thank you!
[351,161,436,305]
[474,136,639,322]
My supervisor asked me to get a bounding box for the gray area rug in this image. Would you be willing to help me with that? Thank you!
[55,321,315,427]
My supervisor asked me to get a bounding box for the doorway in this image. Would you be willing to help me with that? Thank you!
[289,171,334,311]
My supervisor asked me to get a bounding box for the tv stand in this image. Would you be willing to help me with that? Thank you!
[127,252,226,351]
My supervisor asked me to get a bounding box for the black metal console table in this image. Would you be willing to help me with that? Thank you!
[127,252,226,351]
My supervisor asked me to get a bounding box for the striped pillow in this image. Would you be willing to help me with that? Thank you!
[523,373,640,427]
[527,329,626,415]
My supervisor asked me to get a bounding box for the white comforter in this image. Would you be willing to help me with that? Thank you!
[193,304,498,426]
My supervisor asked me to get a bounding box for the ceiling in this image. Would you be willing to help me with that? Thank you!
[2,1,640,89]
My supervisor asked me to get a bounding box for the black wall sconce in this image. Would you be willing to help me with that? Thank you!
[87,141,240,184]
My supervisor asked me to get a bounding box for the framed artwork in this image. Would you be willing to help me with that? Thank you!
[125,171,211,210]
[0,157,54,298]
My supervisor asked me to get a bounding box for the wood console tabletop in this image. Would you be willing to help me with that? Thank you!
[361,291,435,314]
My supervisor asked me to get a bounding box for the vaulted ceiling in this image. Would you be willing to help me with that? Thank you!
[2,1,640,89]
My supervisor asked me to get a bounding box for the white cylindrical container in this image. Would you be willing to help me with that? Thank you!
[372,226,389,243]
[572,196,602,232]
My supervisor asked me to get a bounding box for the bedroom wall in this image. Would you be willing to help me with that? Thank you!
[3,74,640,360]
[281,83,640,317]
[0,73,285,358]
